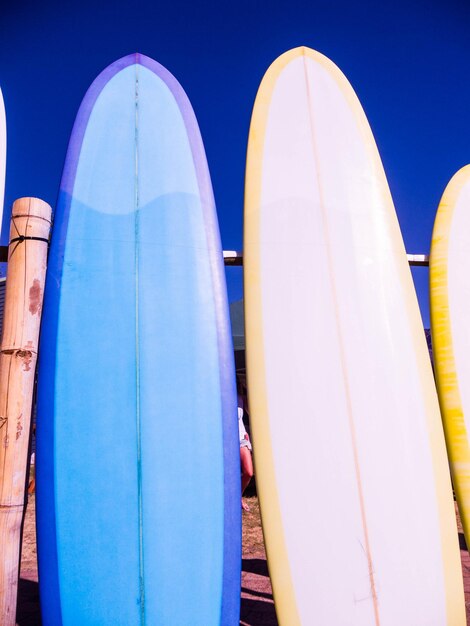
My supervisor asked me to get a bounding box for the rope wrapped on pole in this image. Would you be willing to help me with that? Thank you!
[0,197,51,626]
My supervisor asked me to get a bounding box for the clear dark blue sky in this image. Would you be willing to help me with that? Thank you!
[1,0,470,326]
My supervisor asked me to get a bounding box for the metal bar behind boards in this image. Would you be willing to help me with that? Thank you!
[407,254,429,267]
[223,251,243,266]
[0,247,430,267]
[223,251,430,268]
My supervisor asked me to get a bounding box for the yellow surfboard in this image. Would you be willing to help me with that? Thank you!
[244,47,464,626]
[430,165,470,546]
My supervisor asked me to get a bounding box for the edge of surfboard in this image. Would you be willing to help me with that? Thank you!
[244,46,464,624]
[430,164,470,542]
[36,53,240,623]
[0,88,5,228]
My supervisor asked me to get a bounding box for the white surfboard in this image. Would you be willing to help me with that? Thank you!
[244,47,464,626]
[430,165,470,548]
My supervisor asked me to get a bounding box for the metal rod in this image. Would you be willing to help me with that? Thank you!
[223,251,430,268]
[0,247,431,268]
[407,254,429,267]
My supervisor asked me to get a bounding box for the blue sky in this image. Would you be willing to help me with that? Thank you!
[1,0,470,326]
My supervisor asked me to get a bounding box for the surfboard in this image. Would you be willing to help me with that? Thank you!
[36,53,240,625]
[243,46,464,626]
[430,165,470,548]
[0,88,5,225]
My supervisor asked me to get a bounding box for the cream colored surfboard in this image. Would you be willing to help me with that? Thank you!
[244,47,464,626]
[430,165,470,548]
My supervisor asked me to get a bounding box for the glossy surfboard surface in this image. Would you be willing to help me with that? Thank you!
[244,46,464,626]
[430,165,470,548]
[36,53,240,625]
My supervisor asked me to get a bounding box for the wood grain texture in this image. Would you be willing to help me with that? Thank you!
[0,197,51,626]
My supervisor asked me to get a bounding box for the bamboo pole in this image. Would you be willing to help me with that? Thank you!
[0,197,51,626]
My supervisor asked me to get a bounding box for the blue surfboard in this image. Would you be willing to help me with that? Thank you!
[36,53,241,625]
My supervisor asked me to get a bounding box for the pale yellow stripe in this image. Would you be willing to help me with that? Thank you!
[244,47,302,626]
[430,165,470,618]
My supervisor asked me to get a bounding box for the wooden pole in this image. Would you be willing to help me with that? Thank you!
[0,197,51,626]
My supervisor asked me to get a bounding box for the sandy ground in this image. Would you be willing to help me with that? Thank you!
[16,494,40,626]
[240,497,277,626]
[15,493,470,625]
